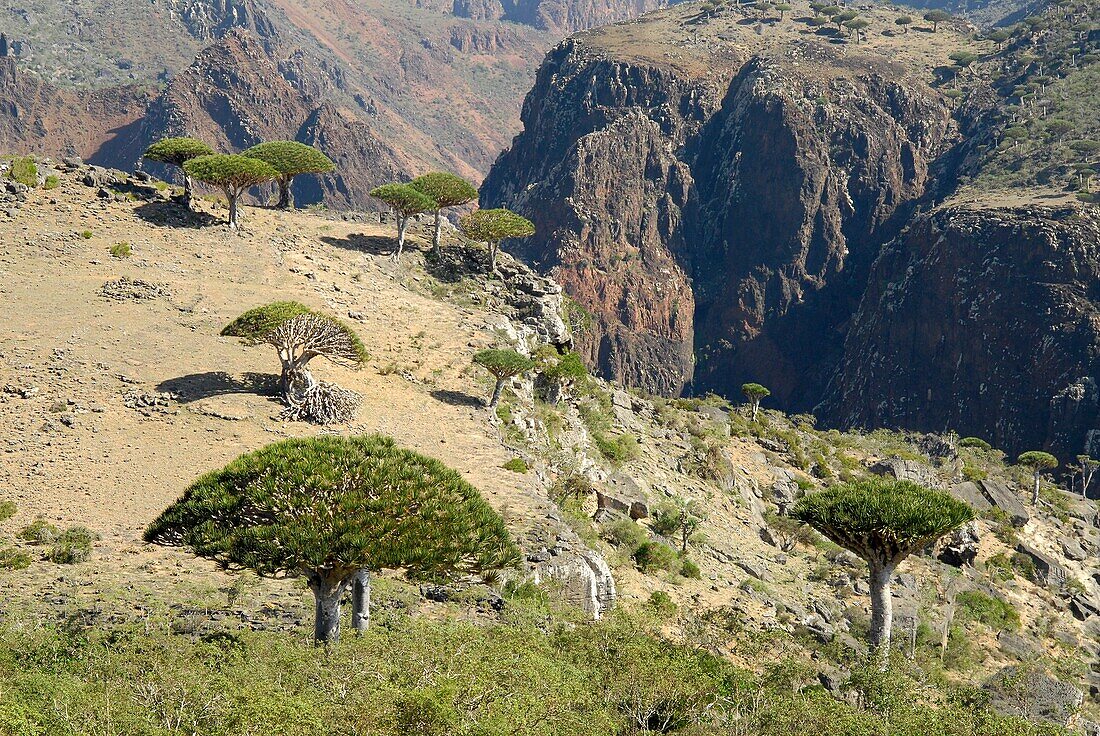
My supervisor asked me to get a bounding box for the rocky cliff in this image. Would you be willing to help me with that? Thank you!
[483,8,958,402]
[483,0,1100,457]
[820,202,1100,461]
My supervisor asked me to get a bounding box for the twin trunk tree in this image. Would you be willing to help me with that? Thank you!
[241,141,335,210]
[142,137,214,210]
[741,382,771,421]
[791,478,974,664]
[145,434,521,643]
[221,302,368,424]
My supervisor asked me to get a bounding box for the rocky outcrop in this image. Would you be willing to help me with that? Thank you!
[819,203,1100,457]
[983,666,1084,726]
[483,34,955,399]
[530,547,617,618]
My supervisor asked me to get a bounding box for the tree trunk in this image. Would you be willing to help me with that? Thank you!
[227,191,240,230]
[431,209,443,255]
[489,377,505,408]
[869,561,895,665]
[307,571,350,644]
[751,400,759,422]
[1032,471,1041,505]
[183,174,195,210]
[277,176,292,210]
[489,241,498,272]
[393,216,409,262]
[351,569,371,633]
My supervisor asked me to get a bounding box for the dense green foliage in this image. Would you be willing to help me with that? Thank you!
[473,349,534,380]
[955,590,1020,632]
[142,137,214,167]
[0,610,1070,736]
[460,208,535,244]
[242,141,334,177]
[1017,451,1058,471]
[221,301,314,343]
[145,434,519,580]
[220,301,367,363]
[411,172,478,209]
[6,156,37,187]
[183,154,279,190]
[370,183,436,217]
[791,479,975,562]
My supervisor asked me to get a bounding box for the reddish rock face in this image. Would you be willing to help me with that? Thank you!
[819,204,1100,458]
[482,38,955,400]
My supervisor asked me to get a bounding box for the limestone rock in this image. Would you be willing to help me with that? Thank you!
[531,548,616,619]
[982,666,1083,726]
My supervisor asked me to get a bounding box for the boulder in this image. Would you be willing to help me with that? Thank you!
[531,549,616,619]
[869,458,939,487]
[937,521,979,567]
[1015,543,1068,586]
[983,666,1083,726]
[949,481,992,512]
[1070,596,1100,621]
[979,479,1030,526]
[596,473,649,520]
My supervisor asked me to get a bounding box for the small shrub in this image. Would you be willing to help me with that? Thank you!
[43,175,60,190]
[46,527,98,564]
[80,230,93,239]
[502,458,528,474]
[0,546,31,570]
[650,502,683,537]
[593,432,640,464]
[604,519,648,553]
[961,462,987,482]
[647,590,677,616]
[955,590,1020,632]
[680,558,701,579]
[18,519,60,545]
[550,474,594,505]
[7,157,37,187]
[1010,552,1038,583]
[109,242,132,258]
[0,500,15,523]
[633,541,680,574]
[985,553,1015,583]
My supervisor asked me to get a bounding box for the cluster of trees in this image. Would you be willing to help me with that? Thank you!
[143,137,335,228]
[369,173,535,268]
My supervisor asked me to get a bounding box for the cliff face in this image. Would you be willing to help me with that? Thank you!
[819,204,1100,458]
[483,23,956,399]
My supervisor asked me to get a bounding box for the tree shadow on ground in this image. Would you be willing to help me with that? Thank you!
[157,371,278,403]
[430,388,484,409]
[134,200,221,229]
[319,233,399,257]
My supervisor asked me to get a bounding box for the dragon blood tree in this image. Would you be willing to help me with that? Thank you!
[221,301,368,424]
[791,478,974,663]
[145,435,520,643]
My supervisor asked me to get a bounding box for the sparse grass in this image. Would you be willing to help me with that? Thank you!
[0,547,31,570]
[18,518,60,545]
[0,500,15,523]
[45,526,98,564]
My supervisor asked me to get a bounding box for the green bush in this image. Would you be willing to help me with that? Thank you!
[502,458,529,473]
[0,500,15,523]
[7,157,37,187]
[43,175,60,190]
[109,242,131,258]
[18,519,60,545]
[46,527,98,564]
[80,230,93,239]
[955,590,1020,631]
[593,433,640,464]
[680,558,701,579]
[604,519,648,553]
[633,540,680,574]
[0,546,31,570]
[647,590,677,616]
